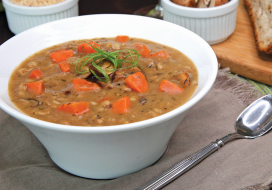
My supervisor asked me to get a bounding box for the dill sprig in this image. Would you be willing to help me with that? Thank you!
[74,42,140,83]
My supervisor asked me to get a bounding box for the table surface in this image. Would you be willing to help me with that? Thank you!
[0,0,158,45]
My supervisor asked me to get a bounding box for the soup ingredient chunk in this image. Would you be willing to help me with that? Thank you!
[75,44,139,83]
[89,60,115,77]
[26,81,45,95]
[158,79,184,94]
[50,49,74,63]
[133,44,150,56]
[72,78,101,92]
[146,50,170,58]
[78,42,100,54]
[57,102,90,115]
[177,71,190,88]
[111,67,142,83]
[28,69,43,79]
[125,72,148,93]
[115,35,129,43]
[111,96,131,114]
[58,61,71,72]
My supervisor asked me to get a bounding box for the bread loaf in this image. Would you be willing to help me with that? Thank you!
[244,0,272,54]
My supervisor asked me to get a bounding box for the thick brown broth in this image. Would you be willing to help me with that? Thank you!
[8,37,198,126]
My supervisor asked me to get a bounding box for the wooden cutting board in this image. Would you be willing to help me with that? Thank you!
[211,0,272,86]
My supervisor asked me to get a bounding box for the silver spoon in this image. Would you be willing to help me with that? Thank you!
[136,94,272,190]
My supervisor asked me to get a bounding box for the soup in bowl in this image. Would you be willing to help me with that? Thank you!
[0,14,218,179]
[8,36,198,126]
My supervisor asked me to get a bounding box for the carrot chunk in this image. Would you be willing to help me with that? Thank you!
[158,79,184,94]
[77,41,100,54]
[146,50,170,58]
[59,61,71,72]
[50,49,74,63]
[72,78,101,92]
[133,44,150,56]
[57,102,90,115]
[28,69,43,79]
[111,96,131,114]
[125,72,148,93]
[26,81,45,96]
[115,35,129,43]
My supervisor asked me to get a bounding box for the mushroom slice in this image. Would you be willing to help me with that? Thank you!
[89,60,114,77]
[177,71,190,88]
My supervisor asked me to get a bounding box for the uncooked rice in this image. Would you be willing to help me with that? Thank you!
[11,0,65,6]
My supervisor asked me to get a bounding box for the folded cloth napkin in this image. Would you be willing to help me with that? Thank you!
[1,68,272,190]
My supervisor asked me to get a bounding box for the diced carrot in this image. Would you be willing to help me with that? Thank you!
[50,49,74,63]
[57,102,90,115]
[28,69,43,79]
[158,79,184,94]
[115,35,129,43]
[111,96,131,114]
[26,81,45,96]
[124,72,148,93]
[77,41,100,54]
[133,44,150,56]
[146,50,170,58]
[59,61,71,72]
[72,78,101,92]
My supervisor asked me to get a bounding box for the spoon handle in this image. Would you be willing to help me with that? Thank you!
[136,134,236,190]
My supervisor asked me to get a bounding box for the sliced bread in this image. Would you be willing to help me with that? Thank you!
[244,0,272,54]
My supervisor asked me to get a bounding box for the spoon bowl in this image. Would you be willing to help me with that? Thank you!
[137,94,272,190]
[236,95,272,138]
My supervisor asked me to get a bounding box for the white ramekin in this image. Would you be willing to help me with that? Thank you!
[2,0,79,35]
[162,0,239,45]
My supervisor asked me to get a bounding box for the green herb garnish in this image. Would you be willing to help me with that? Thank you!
[74,42,140,83]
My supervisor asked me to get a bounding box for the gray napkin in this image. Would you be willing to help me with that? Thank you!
[1,69,271,190]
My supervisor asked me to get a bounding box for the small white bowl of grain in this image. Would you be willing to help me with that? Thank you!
[2,0,79,35]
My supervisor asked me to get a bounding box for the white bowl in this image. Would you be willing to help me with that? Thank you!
[0,14,218,179]
[2,0,78,34]
[162,0,239,45]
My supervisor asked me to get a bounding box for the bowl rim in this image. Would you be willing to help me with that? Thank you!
[161,0,239,18]
[0,14,218,133]
[2,0,78,15]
